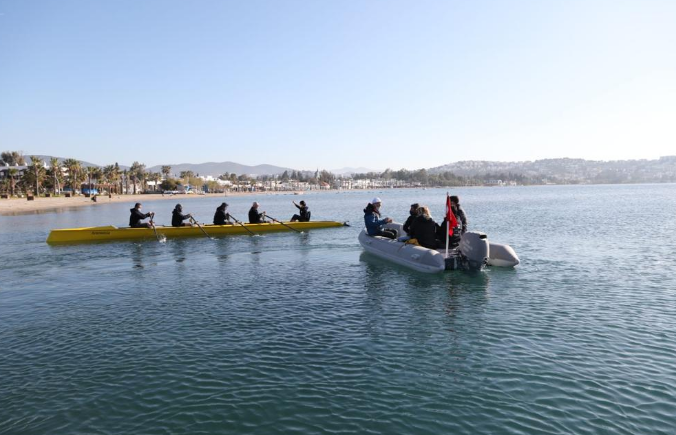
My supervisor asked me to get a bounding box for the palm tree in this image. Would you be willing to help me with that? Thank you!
[8,168,18,196]
[111,163,121,194]
[161,165,172,178]
[179,171,194,183]
[103,165,116,194]
[28,156,46,196]
[1,151,26,166]
[86,166,96,194]
[62,158,81,193]
[49,157,61,195]
[90,167,103,193]
[230,173,238,191]
[129,162,146,195]
[150,172,162,191]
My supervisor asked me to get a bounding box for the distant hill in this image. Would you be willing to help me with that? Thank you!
[428,156,676,184]
[330,167,379,175]
[29,155,110,168]
[147,161,294,177]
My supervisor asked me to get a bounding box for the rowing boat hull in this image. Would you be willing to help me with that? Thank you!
[47,221,346,244]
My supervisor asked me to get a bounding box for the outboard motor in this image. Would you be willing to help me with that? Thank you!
[458,231,489,271]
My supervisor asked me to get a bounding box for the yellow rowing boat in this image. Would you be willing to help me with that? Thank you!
[47,221,347,244]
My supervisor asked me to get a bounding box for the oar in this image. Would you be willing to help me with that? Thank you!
[190,216,212,239]
[149,213,162,242]
[230,215,256,236]
[265,214,303,234]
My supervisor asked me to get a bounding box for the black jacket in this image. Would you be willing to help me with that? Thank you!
[410,215,440,249]
[213,209,231,225]
[172,210,190,227]
[249,207,264,224]
[294,203,310,221]
[452,205,468,233]
[129,208,151,227]
[403,214,416,235]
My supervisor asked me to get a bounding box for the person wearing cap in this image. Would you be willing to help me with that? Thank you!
[129,202,155,228]
[363,197,395,239]
[248,201,266,224]
[290,200,310,222]
[171,203,193,227]
[213,202,232,225]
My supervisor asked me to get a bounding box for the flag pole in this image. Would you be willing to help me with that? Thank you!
[445,192,449,258]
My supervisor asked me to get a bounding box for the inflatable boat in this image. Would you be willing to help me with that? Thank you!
[358,223,519,274]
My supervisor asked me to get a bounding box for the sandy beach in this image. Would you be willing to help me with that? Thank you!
[0,191,301,216]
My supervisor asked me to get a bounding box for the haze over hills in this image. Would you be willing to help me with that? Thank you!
[29,155,108,169]
[146,161,294,177]
[14,154,676,184]
[330,167,379,175]
[427,156,676,184]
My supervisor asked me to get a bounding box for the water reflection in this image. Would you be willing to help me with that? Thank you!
[131,243,145,269]
[442,272,490,318]
[359,251,491,320]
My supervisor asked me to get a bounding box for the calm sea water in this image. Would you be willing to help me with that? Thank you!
[1,184,676,435]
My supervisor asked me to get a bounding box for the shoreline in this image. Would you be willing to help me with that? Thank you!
[0,191,300,216]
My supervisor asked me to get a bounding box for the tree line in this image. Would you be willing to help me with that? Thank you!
[0,151,176,197]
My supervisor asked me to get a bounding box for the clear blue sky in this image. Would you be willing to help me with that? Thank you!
[1,0,674,170]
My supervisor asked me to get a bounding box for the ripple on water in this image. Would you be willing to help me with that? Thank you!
[2,185,676,434]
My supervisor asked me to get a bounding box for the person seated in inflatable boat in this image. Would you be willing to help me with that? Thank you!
[364,197,396,239]
[437,195,468,247]
[409,206,441,249]
[399,202,420,242]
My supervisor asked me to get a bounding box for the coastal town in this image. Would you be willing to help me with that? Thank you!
[1,151,676,199]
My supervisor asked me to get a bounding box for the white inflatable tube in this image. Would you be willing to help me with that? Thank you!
[487,242,520,267]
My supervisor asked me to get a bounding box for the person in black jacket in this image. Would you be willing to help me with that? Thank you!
[129,203,154,228]
[450,195,468,235]
[409,206,440,249]
[171,204,193,227]
[438,195,468,248]
[290,200,310,222]
[248,202,266,223]
[402,203,419,235]
[213,202,232,225]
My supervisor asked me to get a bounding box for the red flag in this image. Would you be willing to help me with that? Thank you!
[445,194,457,236]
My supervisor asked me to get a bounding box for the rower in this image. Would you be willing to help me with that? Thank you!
[171,204,193,227]
[129,203,155,228]
[248,202,266,223]
[213,202,233,225]
[290,200,310,222]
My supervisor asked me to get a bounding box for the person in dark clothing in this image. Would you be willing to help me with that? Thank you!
[171,204,193,227]
[290,200,310,222]
[213,202,232,225]
[437,196,468,248]
[129,203,154,228]
[450,195,468,235]
[248,202,266,223]
[402,203,419,235]
[409,206,440,249]
[363,197,396,239]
